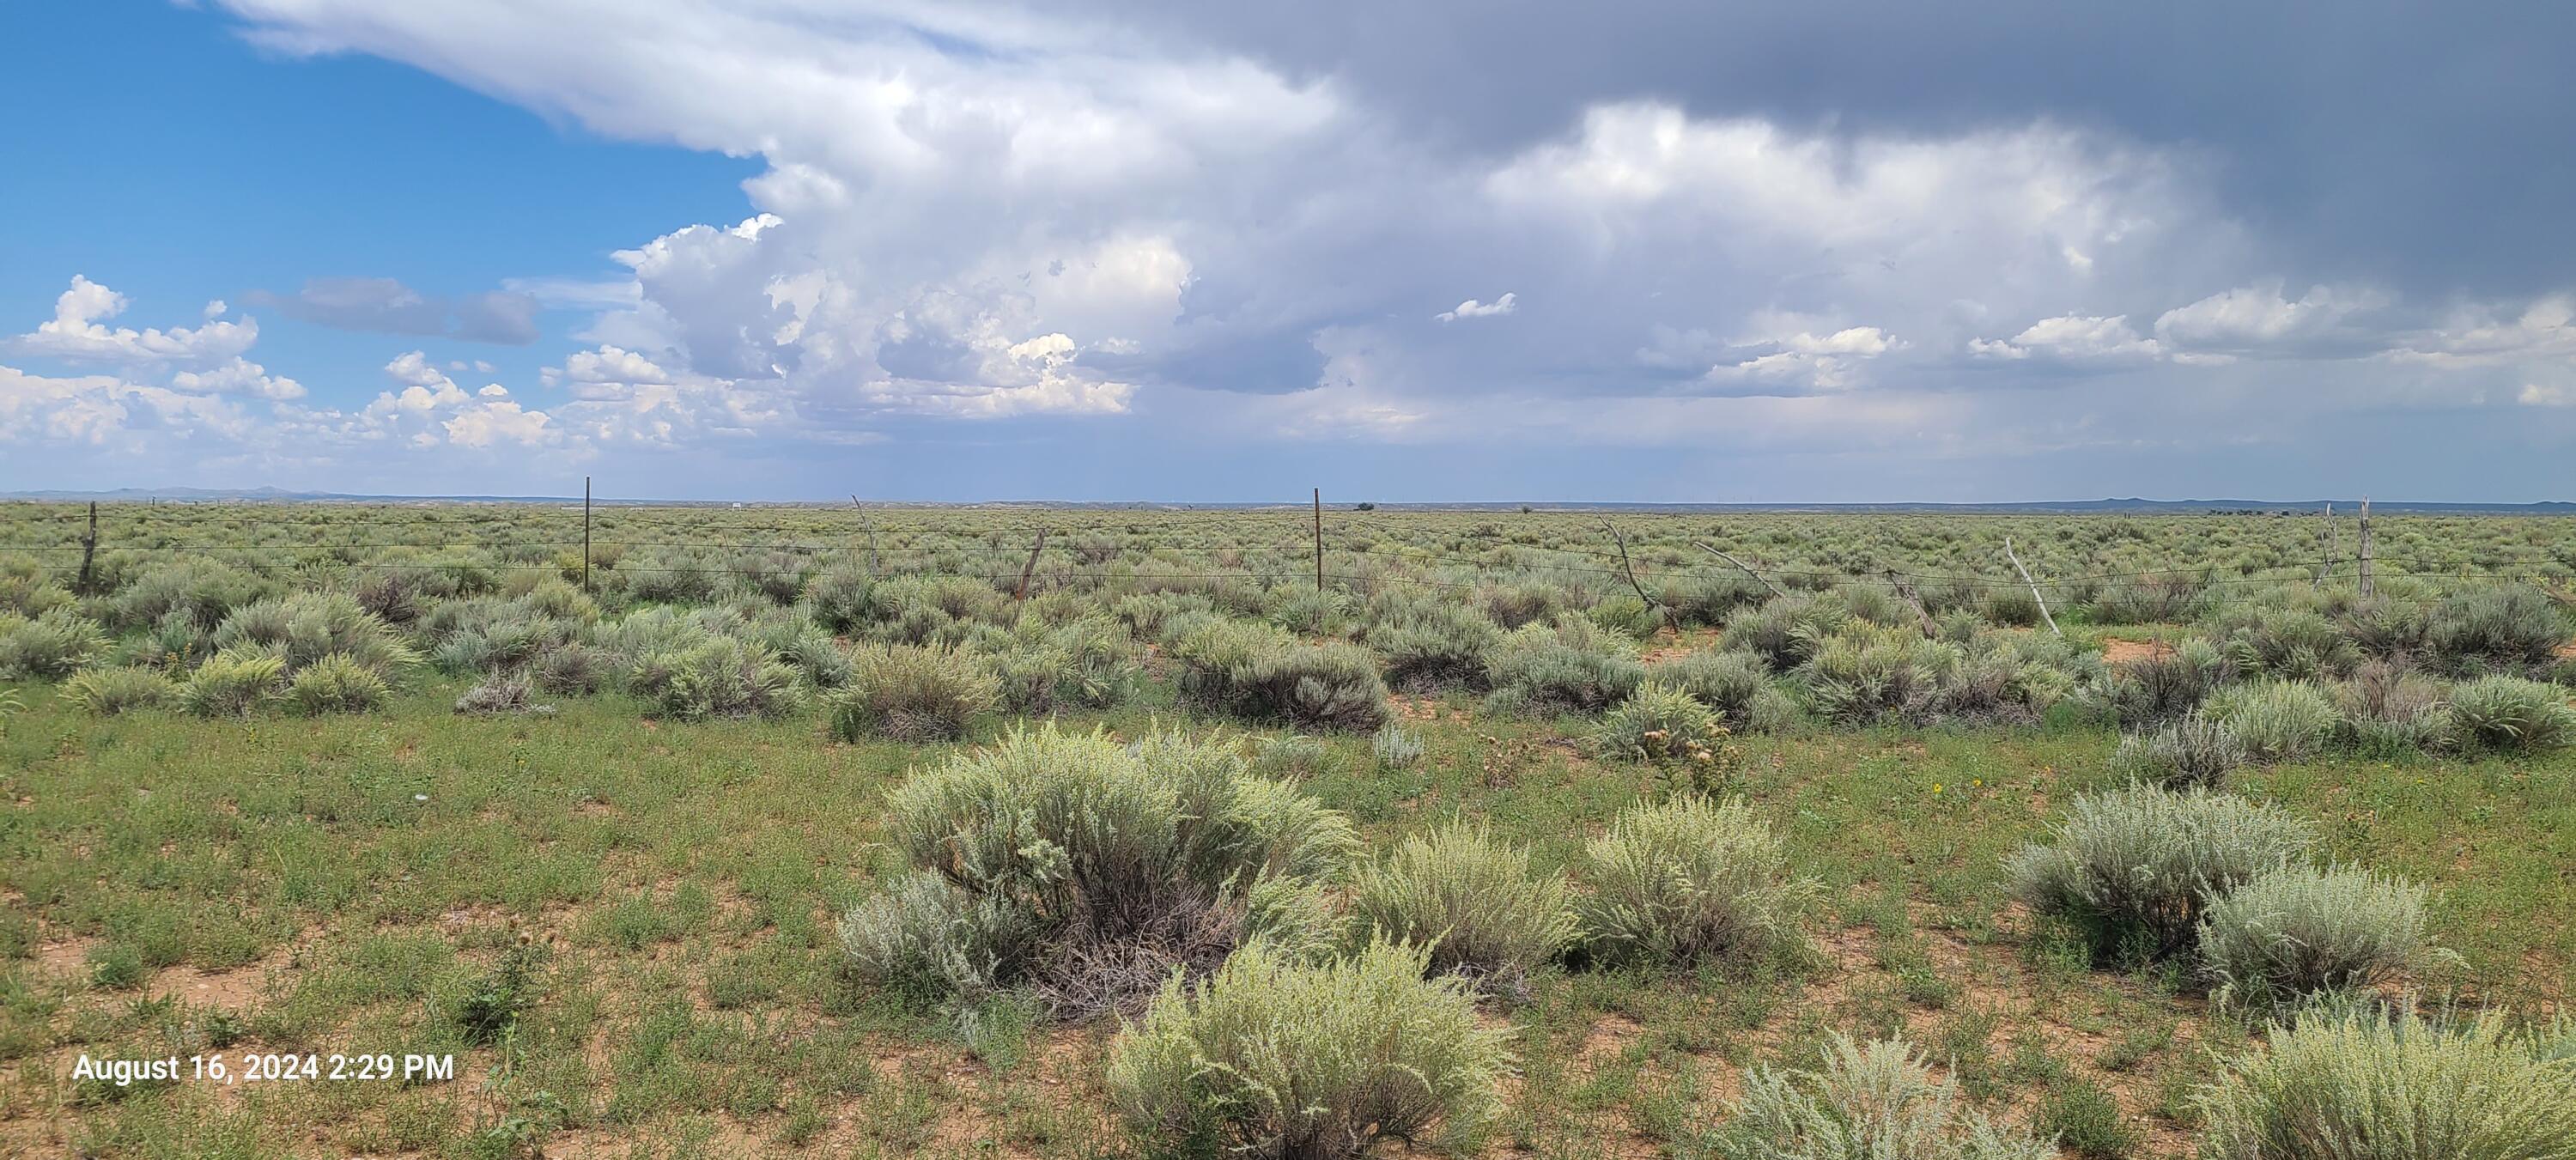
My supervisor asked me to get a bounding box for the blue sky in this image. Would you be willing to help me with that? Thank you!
[3,1,2573,501]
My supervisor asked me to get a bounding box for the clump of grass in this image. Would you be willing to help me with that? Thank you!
[1713,1034,2054,1160]
[284,652,392,714]
[2037,1077,2138,1160]
[825,643,996,742]
[2196,864,2439,1009]
[1370,722,1425,770]
[2195,1005,2576,1159]
[1576,794,1812,969]
[2203,679,2342,762]
[1106,938,1510,1160]
[2443,675,2576,752]
[2004,785,2314,962]
[2109,714,2248,789]
[455,939,549,1045]
[59,667,175,715]
[841,726,1355,1020]
[1348,822,1577,994]
[176,649,285,717]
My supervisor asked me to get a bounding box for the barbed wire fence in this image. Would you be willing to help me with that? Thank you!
[3,488,2573,616]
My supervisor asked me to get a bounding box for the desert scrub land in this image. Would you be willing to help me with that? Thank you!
[1,502,2573,1158]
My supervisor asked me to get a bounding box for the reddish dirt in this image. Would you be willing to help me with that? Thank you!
[2100,637,2175,665]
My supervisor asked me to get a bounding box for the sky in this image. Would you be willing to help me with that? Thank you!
[3,2,2573,502]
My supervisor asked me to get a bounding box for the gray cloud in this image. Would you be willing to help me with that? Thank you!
[246,277,543,344]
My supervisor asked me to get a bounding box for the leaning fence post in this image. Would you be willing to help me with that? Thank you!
[1602,519,1671,629]
[1015,527,1048,601]
[2314,501,2335,589]
[1690,539,1785,598]
[2357,498,2374,598]
[2003,537,2062,636]
[76,501,100,595]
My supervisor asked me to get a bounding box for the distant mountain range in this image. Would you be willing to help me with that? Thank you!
[1,487,2568,514]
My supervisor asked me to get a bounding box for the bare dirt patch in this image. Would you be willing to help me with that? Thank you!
[2100,637,2175,665]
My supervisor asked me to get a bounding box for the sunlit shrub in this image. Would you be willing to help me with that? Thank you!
[2195,1005,2576,1160]
[2196,864,2439,1007]
[177,649,286,718]
[1715,1035,2054,1160]
[2005,784,2314,961]
[826,643,997,742]
[1349,822,1577,993]
[2444,674,2576,751]
[1484,616,1644,716]
[283,652,391,714]
[2204,679,2342,762]
[1577,794,1811,969]
[59,667,174,715]
[0,608,105,679]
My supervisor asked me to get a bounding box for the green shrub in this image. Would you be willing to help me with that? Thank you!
[2330,659,2456,754]
[211,592,416,681]
[1173,619,1390,732]
[2423,586,2568,676]
[2204,679,2342,762]
[850,726,1354,1017]
[59,667,174,715]
[533,643,605,695]
[103,560,275,634]
[1348,822,1577,993]
[2038,1078,2139,1160]
[0,608,106,679]
[177,650,285,717]
[1594,682,1731,770]
[1107,939,1510,1160]
[1980,585,2044,628]
[2102,638,2231,726]
[1484,616,1644,715]
[2196,865,2439,1008]
[1795,621,1948,726]
[284,652,392,714]
[2218,607,2360,680]
[2444,675,2576,751]
[1370,604,1501,692]
[2195,1006,2576,1160]
[2110,715,2248,789]
[1476,581,1563,629]
[2004,785,2314,961]
[453,676,537,715]
[2089,574,2209,624]
[629,636,801,721]
[805,567,879,634]
[1646,649,1771,727]
[1577,794,1811,969]
[826,644,997,742]
[1723,595,1842,672]
[1713,1034,2054,1160]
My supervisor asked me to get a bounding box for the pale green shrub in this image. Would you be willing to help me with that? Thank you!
[2110,715,2249,789]
[837,871,1041,1009]
[1107,939,1510,1160]
[1577,794,1812,969]
[177,650,285,717]
[1714,1034,2055,1160]
[2103,637,2232,726]
[1595,682,1730,767]
[453,676,537,715]
[1349,822,1577,992]
[804,566,879,634]
[0,608,105,679]
[2332,660,2456,755]
[59,667,174,715]
[211,591,416,680]
[2424,586,2569,676]
[2196,865,2439,1008]
[1484,616,1645,715]
[2205,679,2342,762]
[2195,1006,2576,1160]
[853,726,1355,1017]
[2004,785,2315,960]
[2445,675,2576,752]
[1173,619,1390,732]
[1647,649,1771,727]
[827,643,997,742]
[1370,604,1501,692]
[629,636,801,721]
[283,652,391,715]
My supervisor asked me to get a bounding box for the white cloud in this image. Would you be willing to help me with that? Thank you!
[168,356,307,401]
[4,276,258,367]
[1436,293,1516,322]
[2521,383,2576,407]
[1970,314,2163,362]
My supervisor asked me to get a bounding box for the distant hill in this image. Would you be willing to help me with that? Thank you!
[0,489,2568,514]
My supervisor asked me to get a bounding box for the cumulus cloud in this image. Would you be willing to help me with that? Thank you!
[1970,315,2163,363]
[1436,293,1516,322]
[246,277,543,344]
[4,276,257,367]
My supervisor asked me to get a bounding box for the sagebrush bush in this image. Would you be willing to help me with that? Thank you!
[0,608,106,679]
[211,591,416,680]
[2204,679,2342,762]
[826,643,996,742]
[59,667,174,715]
[1714,1035,2054,1160]
[2219,606,2362,680]
[1107,939,1510,1160]
[2103,637,2232,726]
[532,642,605,695]
[1483,616,1644,715]
[2195,1005,2576,1160]
[2089,574,2209,623]
[453,676,537,715]
[804,566,878,634]
[283,652,391,715]
[2196,864,2439,1008]
[1370,603,1502,692]
[2004,784,2315,960]
[2331,659,2456,755]
[1594,682,1731,770]
[1722,595,1842,672]
[2444,675,2576,752]
[1174,619,1390,732]
[2110,714,2249,788]
[1348,822,1577,993]
[629,636,801,721]
[177,650,285,717]
[1577,794,1811,969]
[1646,649,1771,727]
[103,560,275,634]
[849,726,1354,1017]
[2423,585,2568,676]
